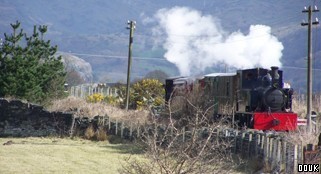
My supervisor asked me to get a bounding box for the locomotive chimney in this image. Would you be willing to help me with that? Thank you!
[270,66,280,87]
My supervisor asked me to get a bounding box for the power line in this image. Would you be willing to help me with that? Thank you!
[64,52,168,61]
[282,66,321,71]
[63,52,321,72]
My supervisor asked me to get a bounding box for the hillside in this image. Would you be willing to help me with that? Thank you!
[0,0,320,91]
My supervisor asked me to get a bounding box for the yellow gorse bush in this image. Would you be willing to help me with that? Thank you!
[87,93,104,103]
[104,95,119,106]
[132,79,165,110]
[115,78,164,110]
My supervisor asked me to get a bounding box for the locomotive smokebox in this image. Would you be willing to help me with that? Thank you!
[270,66,280,88]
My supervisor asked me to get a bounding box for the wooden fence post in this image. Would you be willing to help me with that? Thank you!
[269,137,273,161]
[297,144,302,164]
[271,138,278,171]
[107,87,110,96]
[108,118,111,130]
[130,122,133,138]
[75,86,79,97]
[281,141,287,173]
[70,86,74,96]
[234,131,239,153]
[277,140,281,170]
[102,114,106,126]
[121,121,124,138]
[232,110,235,129]
[293,144,298,174]
[264,135,269,167]
[137,122,140,138]
[248,133,253,158]
[182,127,185,142]
[261,134,265,150]
[254,133,260,156]
[69,115,76,137]
[78,86,81,97]
[241,132,245,156]
[115,119,118,135]
[114,88,117,96]
[80,85,84,98]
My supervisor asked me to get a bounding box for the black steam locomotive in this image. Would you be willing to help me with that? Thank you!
[165,67,297,131]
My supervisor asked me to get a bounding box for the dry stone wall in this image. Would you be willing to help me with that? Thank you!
[0,98,136,139]
[0,98,74,137]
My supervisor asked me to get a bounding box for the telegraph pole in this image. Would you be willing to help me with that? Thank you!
[125,20,136,111]
[301,5,319,133]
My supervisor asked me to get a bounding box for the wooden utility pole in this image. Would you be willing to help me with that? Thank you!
[125,20,136,111]
[301,6,319,133]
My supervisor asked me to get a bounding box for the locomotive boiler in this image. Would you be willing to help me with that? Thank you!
[165,67,298,131]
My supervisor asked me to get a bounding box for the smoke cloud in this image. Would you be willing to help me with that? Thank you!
[151,7,283,76]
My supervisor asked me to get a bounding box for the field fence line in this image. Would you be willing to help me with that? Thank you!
[69,84,118,98]
[73,114,320,173]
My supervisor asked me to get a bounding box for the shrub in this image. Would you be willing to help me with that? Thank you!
[104,95,120,106]
[116,78,164,110]
[84,125,95,140]
[121,90,242,174]
[87,93,104,103]
[95,128,108,141]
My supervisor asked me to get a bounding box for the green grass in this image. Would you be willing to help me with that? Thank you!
[0,137,144,174]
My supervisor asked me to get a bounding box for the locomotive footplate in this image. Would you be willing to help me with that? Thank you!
[234,112,297,131]
[253,112,297,131]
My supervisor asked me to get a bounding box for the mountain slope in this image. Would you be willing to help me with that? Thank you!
[0,0,320,91]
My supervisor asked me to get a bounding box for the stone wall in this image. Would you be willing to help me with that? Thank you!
[0,98,74,137]
[0,98,139,139]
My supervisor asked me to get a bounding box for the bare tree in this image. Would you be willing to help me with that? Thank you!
[120,86,243,174]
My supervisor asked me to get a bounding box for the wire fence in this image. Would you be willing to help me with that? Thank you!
[73,115,320,174]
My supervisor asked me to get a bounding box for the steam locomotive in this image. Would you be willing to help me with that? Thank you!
[165,67,298,131]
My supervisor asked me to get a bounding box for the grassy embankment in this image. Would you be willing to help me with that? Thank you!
[1,94,319,174]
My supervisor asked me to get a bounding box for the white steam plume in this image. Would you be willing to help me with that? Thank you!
[151,7,283,76]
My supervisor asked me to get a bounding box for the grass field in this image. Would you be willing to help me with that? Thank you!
[0,137,143,174]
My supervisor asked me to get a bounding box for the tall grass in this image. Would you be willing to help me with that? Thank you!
[84,125,108,141]
[47,96,149,122]
[286,93,321,146]
[292,93,321,118]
